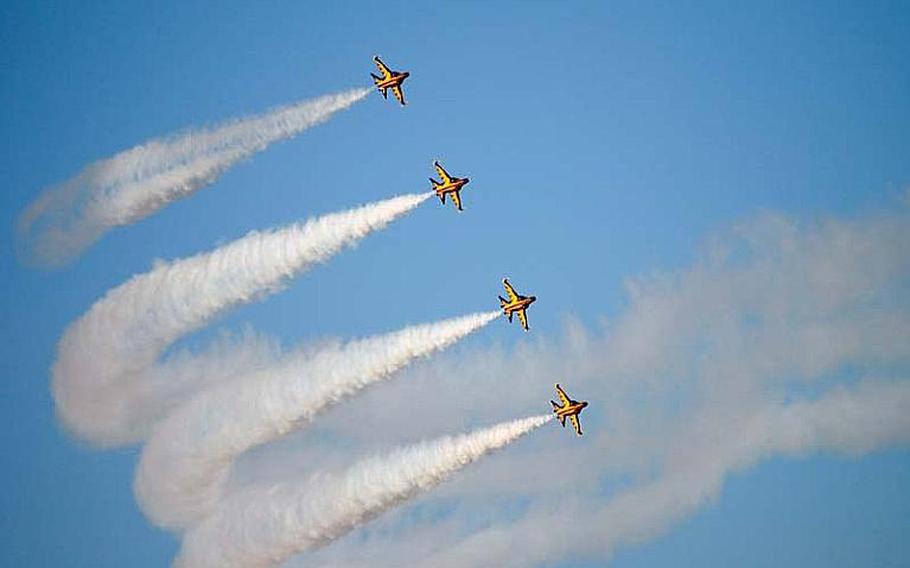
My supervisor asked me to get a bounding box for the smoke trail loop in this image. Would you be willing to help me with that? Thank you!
[53,192,431,446]
[135,310,502,530]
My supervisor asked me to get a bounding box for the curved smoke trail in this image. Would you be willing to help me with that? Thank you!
[53,192,431,447]
[414,381,910,568]
[135,311,502,530]
[175,414,553,568]
[18,88,371,267]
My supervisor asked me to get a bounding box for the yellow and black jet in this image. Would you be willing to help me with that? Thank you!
[430,161,471,211]
[371,55,410,106]
[499,278,536,332]
[551,383,588,436]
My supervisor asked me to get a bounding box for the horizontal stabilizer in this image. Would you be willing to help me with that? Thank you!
[370,74,388,98]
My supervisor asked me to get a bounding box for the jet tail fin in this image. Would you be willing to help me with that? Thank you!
[550,400,560,411]
[559,416,566,427]
[430,178,445,203]
[499,297,513,321]
[371,74,388,98]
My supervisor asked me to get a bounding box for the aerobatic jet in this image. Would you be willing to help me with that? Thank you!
[370,55,410,106]
[551,383,588,436]
[429,160,471,211]
[499,278,536,331]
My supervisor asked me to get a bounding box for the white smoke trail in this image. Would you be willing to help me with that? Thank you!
[52,192,431,446]
[414,380,910,568]
[175,414,553,568]
[135,310,502,530]
[281,199,910,568]
[18,88,371,267]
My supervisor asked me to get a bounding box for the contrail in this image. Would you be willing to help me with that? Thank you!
[135,310,502,530]
[175,414,553,568]
[52,192,431,446]
[18,88,371,267]
[290,200,910,568]
[415,381,910,568]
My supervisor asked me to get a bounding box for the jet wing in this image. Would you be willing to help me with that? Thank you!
[555,384,571,406]
[517,308,529,331]
[502,278,520,302]
[569,413,583,435]
[391,84,406,105]
[434,161,453,184]
[373,56,393,79]
[451,190,463,211]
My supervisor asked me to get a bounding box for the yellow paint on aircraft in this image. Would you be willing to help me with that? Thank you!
[550,383,588,436]
[371,55,410,106]
[429,160,470,211]
[498,277,537,331]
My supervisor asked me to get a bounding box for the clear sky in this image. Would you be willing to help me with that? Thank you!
[2,1,909,567]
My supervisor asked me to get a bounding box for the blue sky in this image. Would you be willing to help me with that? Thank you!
[2,2,909,566]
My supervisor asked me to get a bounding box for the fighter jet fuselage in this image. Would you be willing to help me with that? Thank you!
[374,71,409,89]
[554,400,588,418]
[501,295,536,315]
[433,177,469,196]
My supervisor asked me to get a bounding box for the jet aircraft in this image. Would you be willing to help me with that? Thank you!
[371,55,410,105]
[499,278,536,331]
[429,161,471,211]
[551,383,588,436]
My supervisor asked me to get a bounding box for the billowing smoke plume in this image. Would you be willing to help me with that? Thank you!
[135,311,501,530]
[44,120,910,568]
[18,88,371,267]
[47,176,519,566]
[414,381,910,568]
[53,192,430,446]
[175,415,552,568]
[273,200,910,568]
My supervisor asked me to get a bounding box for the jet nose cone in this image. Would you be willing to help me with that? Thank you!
[530,296,537,302]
